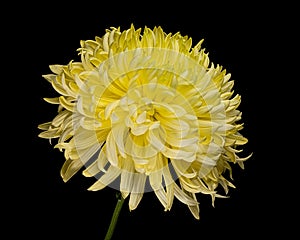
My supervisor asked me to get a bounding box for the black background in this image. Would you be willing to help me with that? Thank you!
[6,1,295,239]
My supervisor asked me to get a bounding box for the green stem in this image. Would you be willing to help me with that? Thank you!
[104,192,125,240]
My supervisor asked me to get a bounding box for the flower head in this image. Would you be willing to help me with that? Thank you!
[38,24,251,219]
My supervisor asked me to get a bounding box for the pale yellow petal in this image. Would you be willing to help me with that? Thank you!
[129,192,144,211]
[111,124,128,158]
[43,97,60,104]
[129,174,147,210]
[188,199,200,219]
[120,157,135,194]
[37,122,51,130]
[174,184,198,206]
[147,128,166,152]
[162,146,196,162]
[106,132,119,166]
[82,160,99,177]
[125,135,157,159]
[73,130,99,150]
[60,159,83,182]
[153,188,168,210]
[88,166,121,191]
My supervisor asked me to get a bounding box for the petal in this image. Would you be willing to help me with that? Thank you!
[120,170,135,196]
[42,74,56,83]
[129,173,147,210]
[37,122,52,130]
[120,157,135,195]
[162,146,196,162]
[97,146,109,171]
[88,165,121,191]
[60,159,83,182]
[125,135,157,159]
[132,173,147,194]
[156,114,190,133]
[174,184,198,206]
[104,100,120,120]
[160,166,176,210]
[171,160,196,178]
[130,124,149,136]
[82,160,99,177]
[180,177,215,194]
[111,124,129,158]
[166,135,198,148]
[154,188,168,210]
[77,143,103,166]
[136,111,147,124]
[82,148,108,177]
[38,128,60,139]
[43,97,60,104]
[149,169,163,190]
[51,110,70,127]
[80,117,102,130]
[129,192,144,211]
[74,129,99,150]
[106,132,119,167]
[187,193,200,220]
[49,64,64,74]
[58,127,73,144]
[147,127,166,151]
[165,183,175,210]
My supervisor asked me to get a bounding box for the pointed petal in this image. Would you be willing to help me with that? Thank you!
[97,147,108,171]
[120,157,135,195]
[147,127,166,151]
[149,169,163,190]
[171,160,197,178]
[74,130,99,150]
[43,97,60,104]
[82,146,109,178]
[111,124,129,158]
[162,146,196,162]
[162,167,175,210]
[37,122,51,130]
[60,159,83,182]
[129,192,144,211]
[125,134,157,159]
[105,132,119,166]
[188,202,200,219]
[88,166,121,191]
[174,184,198,206]
[129,174,147,210]
[154,188,168,209]
[165,183,174,210]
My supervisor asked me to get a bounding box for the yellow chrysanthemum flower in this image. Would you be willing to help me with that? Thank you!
[38,24,251,221]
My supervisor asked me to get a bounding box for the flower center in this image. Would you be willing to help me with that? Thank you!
[122,97,159,136]
[103,83,200,174]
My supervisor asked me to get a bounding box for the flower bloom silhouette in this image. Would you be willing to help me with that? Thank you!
[38,25,251,222]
